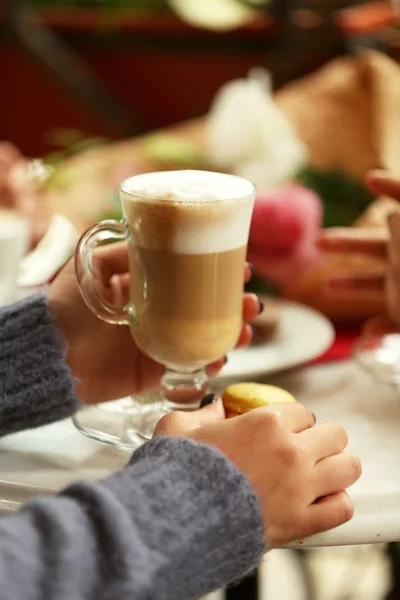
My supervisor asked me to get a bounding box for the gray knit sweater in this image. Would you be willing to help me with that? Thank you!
[0,294,265,600]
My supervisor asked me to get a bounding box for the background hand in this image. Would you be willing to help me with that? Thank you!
[317,171,400,331]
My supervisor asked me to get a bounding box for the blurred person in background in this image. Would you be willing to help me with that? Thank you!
[318,171,400,334]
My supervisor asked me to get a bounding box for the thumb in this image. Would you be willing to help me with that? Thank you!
[153,397,225,438]
[175,397,226,432]
[191,397,225,428]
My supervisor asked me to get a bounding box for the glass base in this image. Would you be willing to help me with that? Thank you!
[73,398,170,452]
[123,400,170,442]
[354,333,400,386]
[73,370,210,451]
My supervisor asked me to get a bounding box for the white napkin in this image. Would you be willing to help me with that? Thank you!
[0,399,131,470]
[0,419,102,469]
[17,214,79,288]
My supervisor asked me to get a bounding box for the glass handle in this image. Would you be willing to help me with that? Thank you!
[75,220,132,326]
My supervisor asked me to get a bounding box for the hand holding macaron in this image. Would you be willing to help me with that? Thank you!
[155,382,362,549]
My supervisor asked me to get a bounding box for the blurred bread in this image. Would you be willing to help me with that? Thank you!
[275,53,381,182]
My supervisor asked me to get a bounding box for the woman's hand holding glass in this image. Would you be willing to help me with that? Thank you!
[48,243,261,406]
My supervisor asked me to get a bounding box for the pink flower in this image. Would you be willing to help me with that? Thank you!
[247,184,323,287]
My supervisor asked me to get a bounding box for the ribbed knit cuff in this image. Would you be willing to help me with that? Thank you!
[0,293,79,436]
[113,436,265,597]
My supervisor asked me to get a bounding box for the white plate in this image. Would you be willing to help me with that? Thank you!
[218,300,335,381]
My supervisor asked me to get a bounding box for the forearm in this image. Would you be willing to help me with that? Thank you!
[0,294,79,436]
[0,437,264,600]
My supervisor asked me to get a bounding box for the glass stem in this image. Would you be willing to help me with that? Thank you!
[160,369,209,411]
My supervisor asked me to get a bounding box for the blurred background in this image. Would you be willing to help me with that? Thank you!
[2,2,400,600]
[0,0,396,156]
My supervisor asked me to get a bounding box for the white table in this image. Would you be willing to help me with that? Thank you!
[267,360,400,547]
[0,419,127,512]
[0,359,399,549]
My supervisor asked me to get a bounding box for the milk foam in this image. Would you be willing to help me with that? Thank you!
[121,170,255,254]
[171,201,254,253]
[121,170,255,202]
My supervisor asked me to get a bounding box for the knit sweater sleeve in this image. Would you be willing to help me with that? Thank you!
[0,436,265,600]
[0,294,266,598]
[0,293,79,436]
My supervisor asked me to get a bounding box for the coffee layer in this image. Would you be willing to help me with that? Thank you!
[129,245,246,369]
[131,315,242,370]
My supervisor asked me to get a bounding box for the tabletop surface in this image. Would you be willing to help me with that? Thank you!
[0,359,399,548]
[267,360,400,547]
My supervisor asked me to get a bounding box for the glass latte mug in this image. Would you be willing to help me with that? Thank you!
[75,170,255,443]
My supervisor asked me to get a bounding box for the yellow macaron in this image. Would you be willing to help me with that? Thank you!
[222,382,296,417]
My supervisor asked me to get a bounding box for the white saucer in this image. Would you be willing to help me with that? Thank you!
[218,300,334,381]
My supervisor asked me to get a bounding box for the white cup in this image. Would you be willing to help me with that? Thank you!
[0,211,29,305]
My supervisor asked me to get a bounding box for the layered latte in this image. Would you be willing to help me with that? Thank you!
[120,170,255,371]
